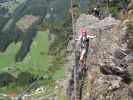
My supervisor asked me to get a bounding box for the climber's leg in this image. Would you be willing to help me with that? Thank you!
[80,49,86,63]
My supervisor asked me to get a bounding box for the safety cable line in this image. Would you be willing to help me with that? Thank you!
[70,0,77,99]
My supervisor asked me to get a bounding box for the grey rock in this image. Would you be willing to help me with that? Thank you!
[74,14,131,100]
[129,82,133,100]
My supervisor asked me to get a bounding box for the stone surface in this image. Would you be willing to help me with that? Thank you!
[74,12,132,100]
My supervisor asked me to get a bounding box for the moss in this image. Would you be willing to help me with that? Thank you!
[17,72,36,86]
[109,6,120,17]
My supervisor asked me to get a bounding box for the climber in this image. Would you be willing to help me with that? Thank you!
[93,7,100,18]
[76,28,96,65]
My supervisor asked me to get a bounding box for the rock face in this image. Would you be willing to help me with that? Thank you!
[120,0,133,78]
[83,74,128,100]
[73,5,133,99]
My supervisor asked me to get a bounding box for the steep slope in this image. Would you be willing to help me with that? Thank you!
[75,14,127,100]
[73,5,133,100]
[65,6,133,99]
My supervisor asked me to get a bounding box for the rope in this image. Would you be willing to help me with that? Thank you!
[70,0,77,99]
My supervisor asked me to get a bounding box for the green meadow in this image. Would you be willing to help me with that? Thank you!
[16,31,50,74]
[0,31,49,75]
[0,30,65,94]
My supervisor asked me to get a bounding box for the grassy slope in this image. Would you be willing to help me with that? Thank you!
[0,31,49,93]
[0,42,21,72]
[16,31,49,74]
[0,30,65,94]
[0,31,49,74]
